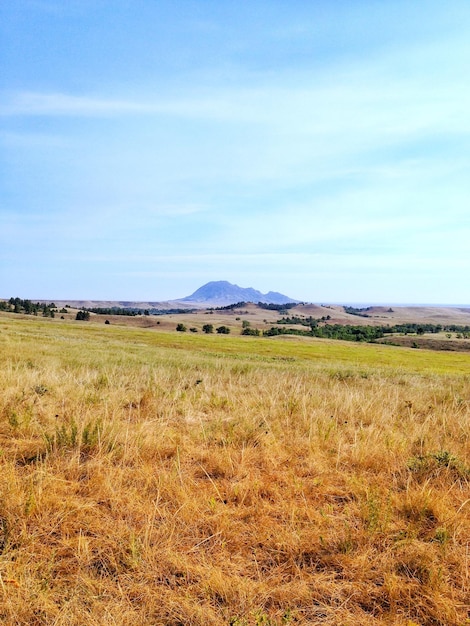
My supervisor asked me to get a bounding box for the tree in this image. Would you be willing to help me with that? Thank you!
[176,323,187,332]
[241,327,260,336]
[76,310,90,321]
[202,324,214,334]
[216,326,230,334]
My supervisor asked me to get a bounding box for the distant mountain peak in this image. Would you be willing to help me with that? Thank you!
[178,281,298,306]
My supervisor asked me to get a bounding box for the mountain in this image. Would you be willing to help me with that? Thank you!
[178,281,298,306]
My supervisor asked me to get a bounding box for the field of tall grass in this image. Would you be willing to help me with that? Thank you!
[0,315,469,625]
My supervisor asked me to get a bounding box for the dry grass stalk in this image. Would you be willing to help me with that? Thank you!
[0,316,469,624]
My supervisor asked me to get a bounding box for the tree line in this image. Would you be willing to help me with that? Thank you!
[210,301,298,312]
[85,306,196,316]
[0,297,58,317]
[277,316,470,336]
[264,324,384,341]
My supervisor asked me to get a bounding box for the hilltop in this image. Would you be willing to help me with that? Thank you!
[177,280,298,306]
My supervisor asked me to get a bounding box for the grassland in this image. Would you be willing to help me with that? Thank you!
[32,300,470,354]
[0,315,469,625]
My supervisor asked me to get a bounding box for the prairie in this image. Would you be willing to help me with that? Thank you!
[0,315,469,625]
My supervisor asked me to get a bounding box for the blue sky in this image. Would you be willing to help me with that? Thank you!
[1,0,470,303]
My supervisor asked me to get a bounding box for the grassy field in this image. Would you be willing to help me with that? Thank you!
[1,315,469,625]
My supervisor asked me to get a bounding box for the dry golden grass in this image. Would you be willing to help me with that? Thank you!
[0,316,469,625]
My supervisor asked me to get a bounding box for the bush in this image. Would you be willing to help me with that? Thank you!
[176,323,187,332]
[216,326,230,334]
[241,327,260,336]
[202,324,214,334]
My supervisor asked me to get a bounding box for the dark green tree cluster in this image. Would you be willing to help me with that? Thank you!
[241,327,260,336]
[445,324,470,332]
[388,323,450,334]
[216,326,230,334]
[277,315,330,326]
[263,327,305,337]
[264,324,383,341]
[75,310,90,321]
[343,306,373,317]
[83,306,196,316]
[257,302,298,311]
[310,324,384,341]
[1,297,56,317]
[156,308,196,315]
[211,302,247,311]
[86,307,141,316]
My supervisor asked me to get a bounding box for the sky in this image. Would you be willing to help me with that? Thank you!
[1,0,470,304]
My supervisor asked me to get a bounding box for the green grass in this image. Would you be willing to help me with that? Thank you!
[3,315,470,376]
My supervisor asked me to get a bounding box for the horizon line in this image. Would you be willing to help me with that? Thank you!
[2,296,469,309]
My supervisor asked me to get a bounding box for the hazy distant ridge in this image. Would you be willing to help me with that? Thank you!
[177,281,298,306]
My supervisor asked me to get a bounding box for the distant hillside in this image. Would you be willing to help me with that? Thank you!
[177,281,298,307]
[36,300,195,311]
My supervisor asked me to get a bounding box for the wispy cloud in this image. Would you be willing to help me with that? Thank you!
[0,89,260,120]
[0,91,154,116]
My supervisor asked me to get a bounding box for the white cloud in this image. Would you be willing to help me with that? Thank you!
[0,91,154,117]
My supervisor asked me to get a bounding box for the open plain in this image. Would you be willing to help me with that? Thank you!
[0,313,469,625]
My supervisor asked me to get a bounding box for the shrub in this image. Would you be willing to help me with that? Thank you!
[241,327,260,336]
